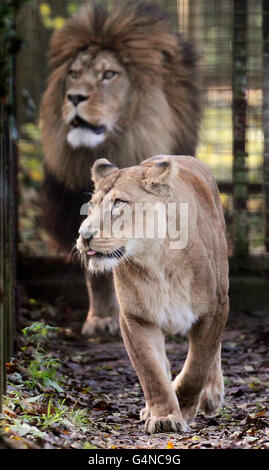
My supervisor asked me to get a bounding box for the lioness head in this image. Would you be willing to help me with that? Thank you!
[77,156,177,273]
[63,49,131,149]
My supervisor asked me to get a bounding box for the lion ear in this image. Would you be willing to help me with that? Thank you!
[92,158,119,184]
[142,157,176,196]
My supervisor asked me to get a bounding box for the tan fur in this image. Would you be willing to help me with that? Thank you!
[77,155,229,433]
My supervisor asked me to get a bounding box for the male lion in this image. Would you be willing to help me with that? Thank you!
[77,156,229,433]
[40,1,201,337]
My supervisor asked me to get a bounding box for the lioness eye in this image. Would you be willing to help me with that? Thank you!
[114,199,127,207]
[102,70,116,80]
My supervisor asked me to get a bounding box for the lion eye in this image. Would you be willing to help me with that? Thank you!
[102,70,116,80]
[69,70,79,80]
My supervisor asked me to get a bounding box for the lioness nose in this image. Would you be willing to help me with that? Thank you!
[79,226,97,241]
[67,94,88,107]
[79,231,92,242]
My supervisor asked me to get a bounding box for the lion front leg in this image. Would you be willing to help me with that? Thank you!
[172,299,229,424]
[82,271,120,338]
[120,314,188,434]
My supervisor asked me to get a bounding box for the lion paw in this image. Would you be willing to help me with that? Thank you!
[144,414,189,434]
[140,406,150,422]
[81,316,120,338]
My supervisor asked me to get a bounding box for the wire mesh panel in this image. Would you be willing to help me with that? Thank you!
[177,0,266,258]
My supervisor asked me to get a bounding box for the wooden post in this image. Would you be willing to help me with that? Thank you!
[232,0,249,258]
[263,0,269,252]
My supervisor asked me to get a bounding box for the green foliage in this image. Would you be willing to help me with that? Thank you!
[21,322,64,393]
[1,390,95,440]
[67,3,80,15]
[39,2,65,30]
[0,0,28,109]
[25,353,64,393]
[22,321,59,350]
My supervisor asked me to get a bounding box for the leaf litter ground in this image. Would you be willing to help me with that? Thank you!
[1,298,268,449]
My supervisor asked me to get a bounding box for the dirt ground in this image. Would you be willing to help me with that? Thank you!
[1,299,269,450]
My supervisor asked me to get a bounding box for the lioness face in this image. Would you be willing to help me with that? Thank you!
[63,50,132,149]
[77,160,167,273]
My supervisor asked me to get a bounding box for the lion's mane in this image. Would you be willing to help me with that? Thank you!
[40,1,201,250]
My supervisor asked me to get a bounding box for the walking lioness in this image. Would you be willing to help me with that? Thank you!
[77,155,229,433]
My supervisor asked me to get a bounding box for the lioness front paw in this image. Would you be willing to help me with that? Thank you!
[82,316,120,338]
[144,415,189,434]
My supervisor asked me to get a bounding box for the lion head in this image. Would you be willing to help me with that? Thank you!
[63,49,132,149]
[40,2,201,191]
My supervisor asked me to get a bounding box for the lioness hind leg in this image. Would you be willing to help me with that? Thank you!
[199,344,224,413]
[82,271,120,338]
[173,299,228,424]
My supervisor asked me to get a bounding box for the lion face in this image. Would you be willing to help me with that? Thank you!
[63,50,132,149]
[76,157,174,273]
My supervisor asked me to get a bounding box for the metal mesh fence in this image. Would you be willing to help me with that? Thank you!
[16,0,267,259]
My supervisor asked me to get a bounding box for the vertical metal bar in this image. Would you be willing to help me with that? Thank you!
[263,0,269,252]
[0,23,17,411]
[0,97,4,410]
[3,103,14,365]
[0,299,3,412]
[0,30,5,412]
[232,0,249,258]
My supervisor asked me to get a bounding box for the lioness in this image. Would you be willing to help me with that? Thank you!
[76,156,229,433]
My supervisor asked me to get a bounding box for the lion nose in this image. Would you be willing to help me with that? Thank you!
[67,93,88,107]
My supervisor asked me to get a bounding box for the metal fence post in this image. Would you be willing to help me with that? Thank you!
[263,0,269,252]
[0,37,17,414]
[232,0,249,258]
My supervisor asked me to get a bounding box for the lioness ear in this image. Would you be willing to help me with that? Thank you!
[92,158,119,184]
[142,157,176,196]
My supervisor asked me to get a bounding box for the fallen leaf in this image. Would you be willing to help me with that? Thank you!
[166,440,174,449]
[4,408,17,419]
